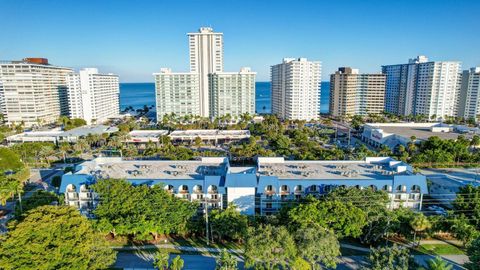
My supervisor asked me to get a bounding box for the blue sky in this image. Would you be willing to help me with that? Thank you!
[1,0,479,82]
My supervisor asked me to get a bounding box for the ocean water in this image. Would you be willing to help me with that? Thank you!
[119,81,330,115]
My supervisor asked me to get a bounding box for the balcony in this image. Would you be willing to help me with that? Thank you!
[67,192,78,200]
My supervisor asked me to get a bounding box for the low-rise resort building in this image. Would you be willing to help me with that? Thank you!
[60,156,428,217]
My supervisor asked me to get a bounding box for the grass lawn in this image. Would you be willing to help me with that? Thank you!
[415,244,465,255]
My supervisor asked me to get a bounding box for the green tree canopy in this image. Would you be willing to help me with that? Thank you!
[365,244,411,270]
[294,226,340,269]
[453,185,480,229]
[244,224,297,270]
[0,206,116,269]
[14,190,60,218]
[465,237,480,270]
[325,187,392,243]
[288,198,367,238]
[0,147,29,205]
[92,179,197,240]
[210,204,248,242]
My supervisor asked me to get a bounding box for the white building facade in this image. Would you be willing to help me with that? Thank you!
[458,67,480,121]
[155,27,256,120]
[154,69,200,118]
[209,67,256,118]
[271,58,321,121]
[66,68,119,124]
[188,27,224,117]
[60,156,427,216]
[382,56,461,119]
[0,58,73,126]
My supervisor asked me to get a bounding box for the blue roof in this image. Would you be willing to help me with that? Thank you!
[225,173,257,187]
[59,173,95,193]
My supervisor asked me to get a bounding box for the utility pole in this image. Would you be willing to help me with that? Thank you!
[204,180,210,245]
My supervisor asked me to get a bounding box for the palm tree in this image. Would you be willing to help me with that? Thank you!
[409,214,431,246]
[153,250,169,270]
[59,142,71,163]
[419,256,453,270]
[215,249,238,270]
[170,255,184,270]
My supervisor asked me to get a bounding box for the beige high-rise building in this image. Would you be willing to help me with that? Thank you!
[329,67,386,118]
[188,27,224,117]
[0,58,73,127]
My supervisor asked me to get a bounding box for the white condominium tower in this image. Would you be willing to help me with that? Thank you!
[154,68,200,117]
[66,68,119,124]
[329,67,386,117]
[382,56,461,119]
[209,67,256,117]
[271,58,321,121]
[0,58,73,127]
[457,67,480,121]
[188,27,224,117]
[155,27,255,121]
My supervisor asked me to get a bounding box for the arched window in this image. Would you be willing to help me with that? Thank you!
[396,185,406,193]
[308,185,318,192]
[66,184,76,192]
[411,185,421,193]
[280,185,289,193]
[265,185,276,193]
[369,185,378,191]
[80,184,89,192]
[193,185,203,193]
[164,185,174,193]
[208,185,218,194]
[382,185,392,192]
[294,185,303,193]
[179,185,189,193]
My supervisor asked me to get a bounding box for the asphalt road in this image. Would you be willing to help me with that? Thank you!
[114,252,467,270]
[115,251,244,270]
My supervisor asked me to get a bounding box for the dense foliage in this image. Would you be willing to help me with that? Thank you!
[92,179,198,240]
[364,244,411,270]
[244,224,297,270]
[0,148,30,205]
[0,206,116,270]
[453,185,480,229]
[58,116,87,131]
[14,190,60,218]
[210,204,248,242]
[407,136,480,166]
[215,249,238,270]
[466,237,480,270]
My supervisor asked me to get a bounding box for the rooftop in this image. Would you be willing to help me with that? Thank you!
[60,125,119,137]
[76,157,229,180]
[169,129,250,137]
[364,123,473,141]
[257,157,411,180]
[129,130,169,138]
